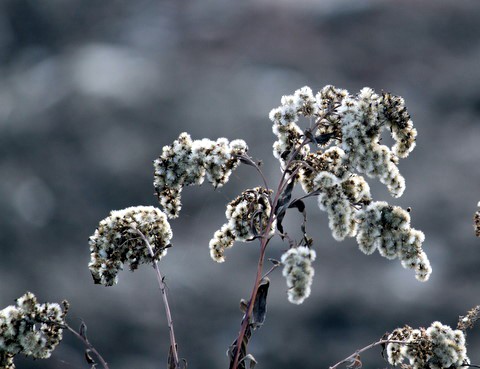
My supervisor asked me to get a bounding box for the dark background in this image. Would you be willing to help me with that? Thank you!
[1,0,480,368]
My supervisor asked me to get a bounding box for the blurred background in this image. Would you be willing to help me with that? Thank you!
[1,0,480,368]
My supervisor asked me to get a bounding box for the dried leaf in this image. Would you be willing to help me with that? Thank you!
[168,344,178,369]
[240,354,257,369]
[275,179,295,234]
[268,258,281,266]
[79,321,88,340]
[305,131,335,145]
[85,349,95,365]
[251,278,269,329]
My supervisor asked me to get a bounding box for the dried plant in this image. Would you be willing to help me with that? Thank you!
[1,85,478,369]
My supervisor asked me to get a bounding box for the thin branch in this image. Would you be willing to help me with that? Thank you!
[329,339,410,369]
[65,323,110,369]
[261,261,281,280]
[132,228,180,368]
[236,154,271,202]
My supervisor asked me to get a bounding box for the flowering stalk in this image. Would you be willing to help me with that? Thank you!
[230,134,314,369]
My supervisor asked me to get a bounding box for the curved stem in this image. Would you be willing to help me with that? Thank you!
[134,229,180,368]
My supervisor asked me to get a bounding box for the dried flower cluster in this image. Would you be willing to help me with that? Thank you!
[209,187,273,262]
[315,171,371,241]
[457,305,480,331]
[356,201,431,281]
[269,85,431,282]
[387,322,468,369]
[0,292,68,369]
[281,246,316,304]
[474,202,480,237]
[89,206,172,286]
[153,132,248,218]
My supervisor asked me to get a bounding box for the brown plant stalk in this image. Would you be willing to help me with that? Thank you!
[230,130,316,369]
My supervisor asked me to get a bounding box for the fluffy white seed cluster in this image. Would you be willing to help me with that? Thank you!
[153,132,248,218]
[387,322,468,369]
[269,85,429,281]
[356,201,431,281]
[89,206,173,286]
[314,172,371,241]
[298,147,348,194]
[209,187,274,262]
[0,292,68,368]
[269,86,417,198]
[338,88,414,197]
[281,246,316,304]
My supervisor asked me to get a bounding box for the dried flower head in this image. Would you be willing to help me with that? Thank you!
[281,246,316,304]
[314,172,371,241]
[268,85,429,281]
[386,322,468,369]
[153,132,247,218]
[89,206,173,286]
[457,305,480,331]
[356,201,431,281]
[209,187,274,262]
[339,88,408,198]
[0,292,68,368]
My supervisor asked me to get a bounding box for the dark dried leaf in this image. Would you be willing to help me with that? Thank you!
[79,321,88,340]
[305,131,335,145]
[288,199,305,213]
[85,349,95,365]
[275,179,296,234]
[251,278,269,330]
[228,324,252,369]
[268,258,281,266]
[168,344,178,369]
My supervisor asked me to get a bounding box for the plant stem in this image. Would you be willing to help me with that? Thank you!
[329,339,409,369]
[134,229,180,368]
[231,120,326,369]
[65,323,110,369]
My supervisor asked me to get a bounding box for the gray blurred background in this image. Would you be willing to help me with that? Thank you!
[1,0,480,368]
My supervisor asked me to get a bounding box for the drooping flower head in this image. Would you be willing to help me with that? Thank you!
[153,133,248,218]
[89,206,172,286]
[268,85,429,281]
[281,246,316,304]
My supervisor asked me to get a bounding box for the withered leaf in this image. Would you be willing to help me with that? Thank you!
[275,179,295,234]
[79,321,88,340]
[240,354,257,369]
[85,349,95,365]
[251,278,269,330]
